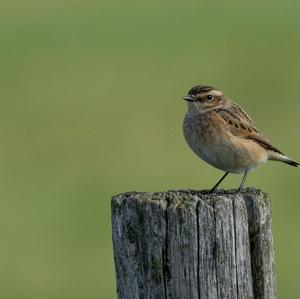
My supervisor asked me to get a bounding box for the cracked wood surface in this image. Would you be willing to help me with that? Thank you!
[112,188,276,299]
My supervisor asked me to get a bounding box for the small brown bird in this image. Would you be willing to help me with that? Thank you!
[183,84,299,192]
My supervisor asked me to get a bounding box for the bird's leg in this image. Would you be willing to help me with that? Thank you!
[237,169,249,193]
[209,172,229,193]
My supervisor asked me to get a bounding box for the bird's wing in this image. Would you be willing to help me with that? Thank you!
[214,105,284,155]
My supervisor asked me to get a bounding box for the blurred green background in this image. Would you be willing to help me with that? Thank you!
[0,0,299,298]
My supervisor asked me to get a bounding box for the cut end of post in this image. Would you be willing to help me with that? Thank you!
[111,188,276,299]
[112,187,267,202]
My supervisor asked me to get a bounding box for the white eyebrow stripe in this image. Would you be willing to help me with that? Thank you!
[209,90,223,96]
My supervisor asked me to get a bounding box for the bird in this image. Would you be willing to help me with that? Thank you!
[182,84,299,193]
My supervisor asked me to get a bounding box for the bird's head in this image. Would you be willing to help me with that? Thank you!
[183,85,225,113]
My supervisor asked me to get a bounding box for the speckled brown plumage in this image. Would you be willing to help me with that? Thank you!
[182,84,299,192]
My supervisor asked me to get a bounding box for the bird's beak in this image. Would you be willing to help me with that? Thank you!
[183,96,195,102]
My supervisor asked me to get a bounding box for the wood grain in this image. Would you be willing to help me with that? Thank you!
[112,188,276,299]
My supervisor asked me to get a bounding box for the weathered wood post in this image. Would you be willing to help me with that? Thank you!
[112,188,276,299]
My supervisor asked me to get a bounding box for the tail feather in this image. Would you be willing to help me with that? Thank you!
[269,152,299,167]
[282,158,299,167]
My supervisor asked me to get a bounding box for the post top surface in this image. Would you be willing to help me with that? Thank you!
[112,188,269,208]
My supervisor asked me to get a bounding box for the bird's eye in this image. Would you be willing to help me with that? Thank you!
[207,94,213,101]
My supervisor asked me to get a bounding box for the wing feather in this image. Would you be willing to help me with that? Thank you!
[214,106,283,155]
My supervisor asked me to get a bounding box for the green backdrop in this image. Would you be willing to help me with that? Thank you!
[1,0,299,298]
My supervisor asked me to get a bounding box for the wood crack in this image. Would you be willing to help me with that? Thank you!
[212,198,219,299]
[232,197,240,299]
[196,199,201,299]
[163,198,169,299]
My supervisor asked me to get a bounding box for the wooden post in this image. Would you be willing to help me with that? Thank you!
[112,188,276,299]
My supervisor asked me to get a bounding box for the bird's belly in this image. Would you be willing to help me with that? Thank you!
[183,117,267,173]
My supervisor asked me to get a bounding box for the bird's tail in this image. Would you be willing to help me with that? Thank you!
[269,152,299,167]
